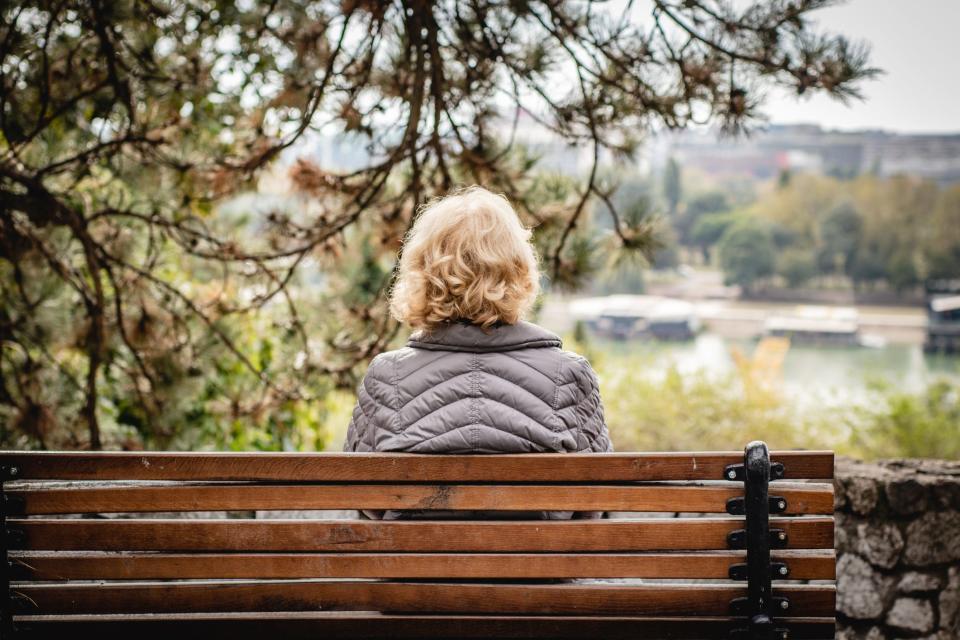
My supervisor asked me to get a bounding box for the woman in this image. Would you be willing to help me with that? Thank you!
[345,185,612,519]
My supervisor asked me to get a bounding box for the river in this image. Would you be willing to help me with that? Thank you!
[539,297,960,405]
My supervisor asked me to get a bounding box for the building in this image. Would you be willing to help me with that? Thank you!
[656,125,960,184]
[924,280,960,353]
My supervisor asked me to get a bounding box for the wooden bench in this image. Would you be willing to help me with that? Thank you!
[0,441,835,639]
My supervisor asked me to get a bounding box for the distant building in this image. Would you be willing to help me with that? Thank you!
[657,125,960,184]
[281,120,960,187]
[924,280,960,353]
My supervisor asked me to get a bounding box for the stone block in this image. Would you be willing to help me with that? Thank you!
[903,511,960,567]
[898,570,945,594]
[837,624,887,640]
[886,477,928,515]
[855,521,905,569]
[846,476,881,515]
[862,627,887,640]
[940,566,960,632]
[931,480,960,510]
[838,553,896,620]
[886,597,935,635]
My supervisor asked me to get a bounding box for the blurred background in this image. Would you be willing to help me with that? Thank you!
[2,0,958,458]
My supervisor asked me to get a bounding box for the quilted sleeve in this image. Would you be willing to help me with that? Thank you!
[343,355,393,520]
[343,401,372,452]
[343,354,392,453]
[569,355,612,520]
[573,356,613,453]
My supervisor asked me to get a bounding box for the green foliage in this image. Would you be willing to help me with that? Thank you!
[592,354,842,453]
[582,170,665,290]
[849,240,891,285]
[672,172,960,293]
[688,192,732,217]
[817,202,863,274]
[691,211,741,250]
[649,235,681,271]
[717,218,776,293]
[777,248,818,289]
[604,367,813,452]
[593,258,648,295]
[927,185,960,280]
[852,380,960,459]
[675,191,731,246]
[577,345,960,461]
[927,246,960,281]
[886,251,921,292]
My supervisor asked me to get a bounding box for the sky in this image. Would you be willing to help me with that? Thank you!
[761,0,960,133]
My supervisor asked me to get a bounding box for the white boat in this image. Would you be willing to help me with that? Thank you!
[763,306,860,346]
[569,295,701,340]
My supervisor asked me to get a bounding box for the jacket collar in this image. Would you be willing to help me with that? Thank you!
[407,321,562,353]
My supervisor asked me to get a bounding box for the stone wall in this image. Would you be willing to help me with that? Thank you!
[835,457,960,639]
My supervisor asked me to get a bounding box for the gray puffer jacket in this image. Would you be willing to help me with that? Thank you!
[344,321,612,519]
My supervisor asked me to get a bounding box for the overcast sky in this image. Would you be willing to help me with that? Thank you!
[761,0,960,133]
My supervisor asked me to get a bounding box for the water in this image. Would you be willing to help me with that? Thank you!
[539,295,960,408]
[581,333,960,406]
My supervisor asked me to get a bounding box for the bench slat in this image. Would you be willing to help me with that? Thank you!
[10,581,836,617]
[6,483,835,515]
[7,517,834,552]
[0,451,835,481]
[9,550,837,580]
[10,613,839,640]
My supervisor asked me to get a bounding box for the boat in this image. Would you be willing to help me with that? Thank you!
[569,295,701,341]
[762,306,860,346]
[924,293,960,353]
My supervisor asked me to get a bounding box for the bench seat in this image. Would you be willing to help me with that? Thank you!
[0,444,836,639]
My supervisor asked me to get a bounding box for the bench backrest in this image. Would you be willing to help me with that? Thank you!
[0,443,835,639]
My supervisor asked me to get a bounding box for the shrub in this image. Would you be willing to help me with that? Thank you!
[852,380,960,459]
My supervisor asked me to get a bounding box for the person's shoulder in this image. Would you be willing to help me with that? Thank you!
[365,344,433,380]
[363,348,400,383]
[554,345,593,368]
[554,348,599,386]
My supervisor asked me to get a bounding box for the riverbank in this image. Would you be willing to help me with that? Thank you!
[696,300,926,343]
[541,296,928,344]
[537,294,956,414]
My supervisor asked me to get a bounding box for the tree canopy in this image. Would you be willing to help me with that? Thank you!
[717,217,775,293]
[0,0,875,449]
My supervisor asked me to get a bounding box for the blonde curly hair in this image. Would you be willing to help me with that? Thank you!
[390,186,540,330]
